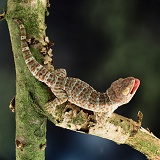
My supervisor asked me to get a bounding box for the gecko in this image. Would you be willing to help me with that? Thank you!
[13,18,140,114]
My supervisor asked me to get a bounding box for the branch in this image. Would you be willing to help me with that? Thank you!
[44,102,160,160]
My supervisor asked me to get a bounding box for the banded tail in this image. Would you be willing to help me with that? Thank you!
[13,18,56,87]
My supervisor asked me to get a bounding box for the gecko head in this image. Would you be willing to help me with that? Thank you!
[107,77,140,106]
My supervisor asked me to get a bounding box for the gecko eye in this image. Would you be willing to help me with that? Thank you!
[122,87,130,95]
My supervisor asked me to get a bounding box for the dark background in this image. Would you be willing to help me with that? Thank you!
[0,0,160,159]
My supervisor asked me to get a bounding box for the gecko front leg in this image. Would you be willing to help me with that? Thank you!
[54,68,67,78]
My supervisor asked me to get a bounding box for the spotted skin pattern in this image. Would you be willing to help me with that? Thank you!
[13,19,140,114]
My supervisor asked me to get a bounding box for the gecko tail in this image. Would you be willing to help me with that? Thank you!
[13,18,51,83]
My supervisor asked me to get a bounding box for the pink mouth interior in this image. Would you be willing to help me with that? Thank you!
[130,79,140,94]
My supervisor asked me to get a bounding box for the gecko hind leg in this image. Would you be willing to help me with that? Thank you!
[45,89,68,114]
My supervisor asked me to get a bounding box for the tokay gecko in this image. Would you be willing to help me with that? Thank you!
[13,18,140,115]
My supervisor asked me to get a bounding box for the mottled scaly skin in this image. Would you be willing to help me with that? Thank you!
[13,19,140,114]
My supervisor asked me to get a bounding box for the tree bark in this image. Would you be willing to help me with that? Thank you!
[6,0,49,159]
[5,0,160,160]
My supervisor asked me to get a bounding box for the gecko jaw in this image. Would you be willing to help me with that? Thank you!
[130,78,140,94]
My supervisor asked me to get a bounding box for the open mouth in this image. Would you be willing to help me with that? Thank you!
[130,78,140,94]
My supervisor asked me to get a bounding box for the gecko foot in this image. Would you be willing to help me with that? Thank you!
[45,100,56,115]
